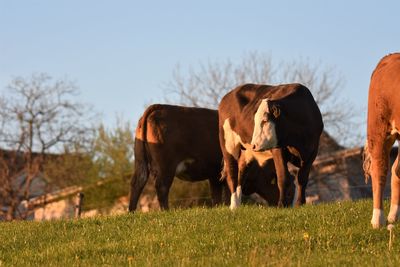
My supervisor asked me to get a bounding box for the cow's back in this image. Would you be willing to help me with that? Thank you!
[368,53,400,134]
[219,83,322,145]
[137,104,222,181]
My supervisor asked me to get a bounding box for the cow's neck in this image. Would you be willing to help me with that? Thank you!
[276,117,308,158]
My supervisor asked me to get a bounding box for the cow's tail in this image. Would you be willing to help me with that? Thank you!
[129,105,158,211]
[362,140,372,184]
[220,160,227,181]
[395,145,400,178]
[219,160,232,204]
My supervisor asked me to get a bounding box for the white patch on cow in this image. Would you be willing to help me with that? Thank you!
[175,158,195,175]
[243,148,273,166]
[223,118,243,160]
[251,99,278,151]
[390,120,400,136]
[371,208,386,229]
[388,204,400,223]
[229,186,242,210]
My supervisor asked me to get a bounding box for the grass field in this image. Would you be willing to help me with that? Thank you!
[0,199,399,266]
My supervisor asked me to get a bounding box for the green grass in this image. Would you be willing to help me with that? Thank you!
[0,200,399,266]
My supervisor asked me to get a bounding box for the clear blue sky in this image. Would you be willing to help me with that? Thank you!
[1,1,399,140]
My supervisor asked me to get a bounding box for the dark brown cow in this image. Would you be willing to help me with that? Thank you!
[218,83,323,209]
[364,53,400,228]
[129,104,226,211]
[129,104,292,211]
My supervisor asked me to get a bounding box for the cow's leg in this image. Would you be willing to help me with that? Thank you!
[272,148,290,207]
[218,163,231,205]
[222,182,231,205]
[295,147,318,206]
[286,173,296,206]
[155,167,175,210]
[209,178,223,206]
[369,137,393,228]
[223,155,240,210]
[237,153,251,200]
[388,154,400,223]
[128,168,149,212]
[295,163,312,206]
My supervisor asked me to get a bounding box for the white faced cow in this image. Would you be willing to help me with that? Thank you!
[218,83,323,209]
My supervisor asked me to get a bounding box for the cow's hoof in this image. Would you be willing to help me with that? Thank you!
[229,188,242,210]
[388,204,400,223]
[229,199,240,210]
[294,201,303,207]
[371,208,386,229]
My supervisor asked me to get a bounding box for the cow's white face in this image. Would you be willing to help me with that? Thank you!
[251,99,278,151]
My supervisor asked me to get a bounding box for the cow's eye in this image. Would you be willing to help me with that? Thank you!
[261,117,268,125]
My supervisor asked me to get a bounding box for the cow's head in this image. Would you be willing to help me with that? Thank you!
[251,98,280,152]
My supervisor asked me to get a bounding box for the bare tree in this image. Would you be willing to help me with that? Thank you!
[0,73,96,220]
[163,51,362,147]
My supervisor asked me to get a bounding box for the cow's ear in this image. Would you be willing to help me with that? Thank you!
[271,103,281,118]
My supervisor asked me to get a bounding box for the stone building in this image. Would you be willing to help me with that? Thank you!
[305,132,395,204]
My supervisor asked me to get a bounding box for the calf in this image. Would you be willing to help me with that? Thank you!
[239,158,295,206]
[364,53,400,228]
[218,83,323,209]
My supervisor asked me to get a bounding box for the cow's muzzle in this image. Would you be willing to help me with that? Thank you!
[252,144,266,152]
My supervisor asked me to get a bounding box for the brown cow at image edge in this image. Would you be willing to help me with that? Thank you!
[364,53,400,229]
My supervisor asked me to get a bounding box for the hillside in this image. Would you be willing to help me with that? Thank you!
[0,200,399,266]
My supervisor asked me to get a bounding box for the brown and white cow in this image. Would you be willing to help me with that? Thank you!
[364,53,400,228]
[218,83,323,209]
[129,104,226,211]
